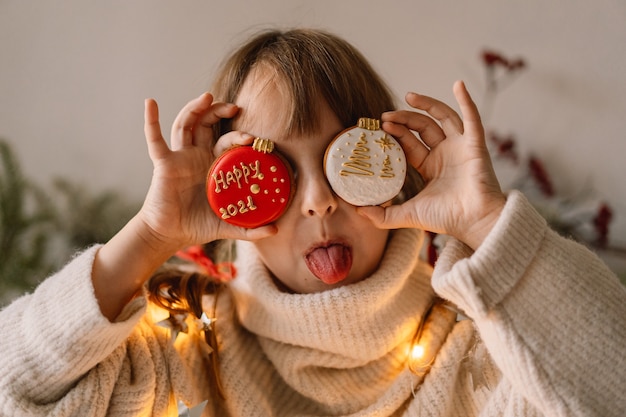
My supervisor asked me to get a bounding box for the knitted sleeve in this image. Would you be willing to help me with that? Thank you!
[431,191,626,417]
[0,246,202,416]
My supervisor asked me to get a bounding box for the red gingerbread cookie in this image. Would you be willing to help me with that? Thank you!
[206,138,294,228]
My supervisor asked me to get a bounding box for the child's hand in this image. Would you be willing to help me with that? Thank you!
[358,81,506,250]
[139,93,277,252]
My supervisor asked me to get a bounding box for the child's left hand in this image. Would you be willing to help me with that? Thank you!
[358,81,506,250]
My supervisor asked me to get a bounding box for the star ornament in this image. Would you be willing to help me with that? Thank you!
[156,313,189,343]
[198,312,217,333]
[178,400,208,417]
[374,134,396,152]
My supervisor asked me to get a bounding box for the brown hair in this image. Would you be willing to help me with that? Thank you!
[212,28,396,136]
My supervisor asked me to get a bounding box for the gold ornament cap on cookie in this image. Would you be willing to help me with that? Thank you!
[324,118,406,206]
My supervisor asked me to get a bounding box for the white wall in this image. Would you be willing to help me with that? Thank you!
[1,0,625,246]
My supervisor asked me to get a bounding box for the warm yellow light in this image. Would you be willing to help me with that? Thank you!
[411,344,425,360]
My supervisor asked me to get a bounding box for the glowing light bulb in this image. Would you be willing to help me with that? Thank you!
[411,344,425,360]
[408,343,432,376]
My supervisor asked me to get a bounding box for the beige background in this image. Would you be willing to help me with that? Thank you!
[1,0,625,248]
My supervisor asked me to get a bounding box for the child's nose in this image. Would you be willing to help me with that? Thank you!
[300,171,338,218]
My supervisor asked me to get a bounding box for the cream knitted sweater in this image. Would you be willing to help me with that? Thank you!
[1,191,625,416]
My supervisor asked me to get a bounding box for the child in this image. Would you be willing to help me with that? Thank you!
[1,28,625,417]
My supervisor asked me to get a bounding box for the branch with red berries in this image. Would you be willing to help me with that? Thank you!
[426,50,625,281]
[480,50,622,255]
[489,131,614,249]
[480,49,526,122]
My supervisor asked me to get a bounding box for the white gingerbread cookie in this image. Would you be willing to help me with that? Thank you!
[324,118,406,206]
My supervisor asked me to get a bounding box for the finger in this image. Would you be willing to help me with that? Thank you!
[194,102,240,150]
[200,101,240,127]
[382,110,445,149]
[404,91,464,135]
[382,121,430,171]
[171,93,214,150]
[212,130,256,157]
[238,224,278,240]
[144,99,170,161]
[217,221,278,241]
[453,80,485,139]
[357,203,421,231]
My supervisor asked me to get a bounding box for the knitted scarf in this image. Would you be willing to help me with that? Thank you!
[222,229,446,415]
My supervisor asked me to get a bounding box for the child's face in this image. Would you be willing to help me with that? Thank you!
[231,68,390,293]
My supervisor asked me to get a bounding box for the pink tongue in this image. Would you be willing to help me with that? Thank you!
[305,244,352,285]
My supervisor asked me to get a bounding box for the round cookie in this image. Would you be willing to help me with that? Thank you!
[207,138,294,228]
[324,118,406,206]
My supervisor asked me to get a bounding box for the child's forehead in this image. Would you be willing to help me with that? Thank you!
[232,69,292,139]
[232,67,334,142]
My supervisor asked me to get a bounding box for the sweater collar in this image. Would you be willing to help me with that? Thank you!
[229,228,435,361]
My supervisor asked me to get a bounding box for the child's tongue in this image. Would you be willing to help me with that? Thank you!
[305,244,352,285]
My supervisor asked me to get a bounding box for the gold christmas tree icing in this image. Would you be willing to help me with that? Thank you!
[340,132,374,177]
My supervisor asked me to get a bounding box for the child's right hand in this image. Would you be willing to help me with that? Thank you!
[140,92,277,253]
[92,93,277,320]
